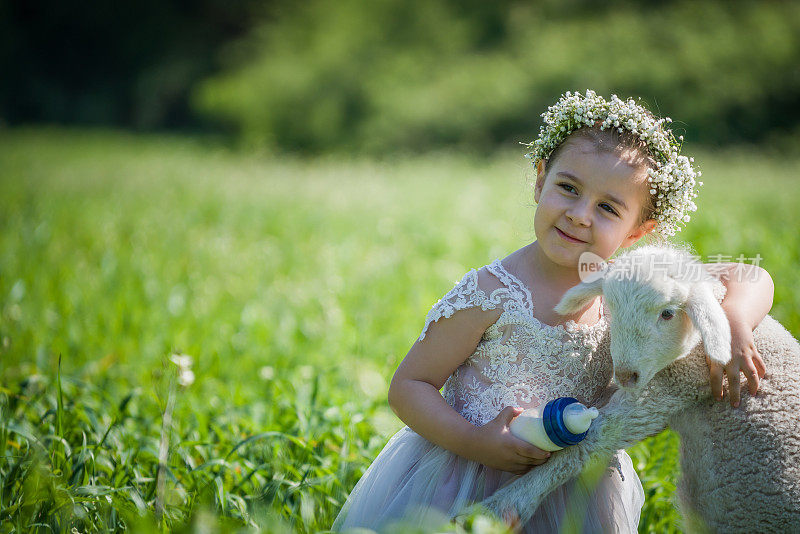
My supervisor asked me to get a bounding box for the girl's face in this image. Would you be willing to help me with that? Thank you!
[533,138,656,268]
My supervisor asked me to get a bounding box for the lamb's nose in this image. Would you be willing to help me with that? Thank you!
[615,369,639,387]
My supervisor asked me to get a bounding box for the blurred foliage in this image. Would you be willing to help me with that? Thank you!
[194,0,800,152]
[3,0,799,151]
[0,0,267,129]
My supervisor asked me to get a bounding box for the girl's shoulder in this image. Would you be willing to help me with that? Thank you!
[417,259,530,341]
[457,258,534,307]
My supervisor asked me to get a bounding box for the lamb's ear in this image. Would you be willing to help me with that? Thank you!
[554,277,604,315]
[685,282,732,366]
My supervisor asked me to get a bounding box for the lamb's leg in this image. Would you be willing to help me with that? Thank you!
[465,389,674,524]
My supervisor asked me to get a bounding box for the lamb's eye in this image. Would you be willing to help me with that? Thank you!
[660,309,675,320]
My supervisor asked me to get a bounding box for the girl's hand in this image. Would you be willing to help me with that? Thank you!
[708,314,767,407]
[475,406,551,475]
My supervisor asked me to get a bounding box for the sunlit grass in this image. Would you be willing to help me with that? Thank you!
[1,128,797,532]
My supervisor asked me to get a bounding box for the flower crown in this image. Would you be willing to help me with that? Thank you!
[525,90,702,237]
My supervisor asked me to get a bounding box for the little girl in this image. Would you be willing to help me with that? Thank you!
[332,91,772,533]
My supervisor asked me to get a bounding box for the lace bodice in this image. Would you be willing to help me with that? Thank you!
[419,259,613,427]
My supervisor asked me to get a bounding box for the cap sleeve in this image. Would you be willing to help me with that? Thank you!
[418,268,501,341]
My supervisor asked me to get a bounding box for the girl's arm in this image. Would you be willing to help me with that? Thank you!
[705,262,774,407]
[388,278,549,474]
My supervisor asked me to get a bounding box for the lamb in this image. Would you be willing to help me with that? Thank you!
[466,245,800,532]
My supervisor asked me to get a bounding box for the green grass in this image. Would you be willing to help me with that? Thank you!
[0,128,797,533]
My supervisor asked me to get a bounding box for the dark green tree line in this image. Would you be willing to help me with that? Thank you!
[3,0,799,151]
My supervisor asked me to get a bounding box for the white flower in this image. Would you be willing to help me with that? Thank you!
[170,354,193,368]
[178,369,195,387]
[170,353,194,387]
[259,366,275,380]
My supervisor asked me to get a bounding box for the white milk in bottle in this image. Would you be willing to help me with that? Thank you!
[509,397,599,451]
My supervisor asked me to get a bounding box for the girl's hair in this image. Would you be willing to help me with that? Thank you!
[544,126,658,226]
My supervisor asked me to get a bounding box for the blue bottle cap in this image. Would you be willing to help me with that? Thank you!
[542,397,589,447]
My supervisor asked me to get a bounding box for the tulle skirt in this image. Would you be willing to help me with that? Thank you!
[332,426,643,533]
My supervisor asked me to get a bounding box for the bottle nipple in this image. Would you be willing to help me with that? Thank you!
[562,403,599,435]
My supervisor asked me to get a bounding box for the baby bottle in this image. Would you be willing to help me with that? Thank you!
[509,397,599,451]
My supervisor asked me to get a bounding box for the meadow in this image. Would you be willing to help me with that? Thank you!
[1,128,798,533]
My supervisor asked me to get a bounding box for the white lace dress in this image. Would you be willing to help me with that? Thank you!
[332,259,644,533]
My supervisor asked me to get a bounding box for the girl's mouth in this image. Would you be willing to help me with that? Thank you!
[556,227,587,243]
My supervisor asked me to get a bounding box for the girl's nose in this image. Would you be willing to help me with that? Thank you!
[566,201,592,227]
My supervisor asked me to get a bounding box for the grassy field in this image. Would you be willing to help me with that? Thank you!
[1,128,798,533]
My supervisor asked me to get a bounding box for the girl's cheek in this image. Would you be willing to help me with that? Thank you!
[545,190,569,206]
[595,217,618,236]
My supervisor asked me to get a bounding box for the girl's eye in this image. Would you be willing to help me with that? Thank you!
[558,183,577,194]
[660,309,675,321]
[599,203,618,216]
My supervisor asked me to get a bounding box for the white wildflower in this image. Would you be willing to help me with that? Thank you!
[170,354,193,368]
[170,353,194,387]
[259,365,275,380]
[178,369,195,387]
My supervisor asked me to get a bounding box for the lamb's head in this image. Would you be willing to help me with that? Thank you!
[555,245,732,390]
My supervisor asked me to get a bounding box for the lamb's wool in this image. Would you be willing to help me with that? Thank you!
[670,315,800,532]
